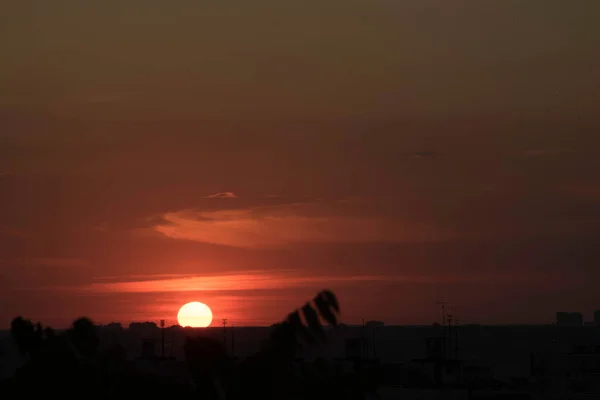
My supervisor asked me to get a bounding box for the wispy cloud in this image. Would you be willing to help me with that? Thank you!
[80,270,369,293]
[338,196,368,205]
[151,200,456,248]
[79,270,554,294]
[520,148,577,157]
[20,257,89,268]
[0,226,27,238]
[203,192,238,199]
[564,183,600,201]
[411,151,437,159]
[93,273,199,283]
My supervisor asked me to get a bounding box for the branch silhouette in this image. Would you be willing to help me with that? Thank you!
[226,289,344,399]
[5,289,379,399]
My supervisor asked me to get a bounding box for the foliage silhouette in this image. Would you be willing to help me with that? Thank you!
[184,336,232,399]
[180,289,345,399]
[68,317,99,359]
[3,289,380,399]
[226,289,352,399]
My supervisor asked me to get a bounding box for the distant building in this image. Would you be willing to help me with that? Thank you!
[139,338,157,360]
[345,337,364,359]
[425,337,444,360]
[365,320,384,328]
[103,322,123,331]
[129,321,158,330]
[556,312,583,327]
[410,358,463,387]
[594,310,600,326]
[531,347,600,395]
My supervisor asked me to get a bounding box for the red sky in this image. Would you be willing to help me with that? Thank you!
[1,1,600,328]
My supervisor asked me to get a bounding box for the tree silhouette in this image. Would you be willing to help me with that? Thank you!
[4,289,380,399]
[178,289,342,399]
[67,317,99,359]
[10,317,42,359]
[7,316,104,395]
[227,289,342,399]
[184,336,231,399]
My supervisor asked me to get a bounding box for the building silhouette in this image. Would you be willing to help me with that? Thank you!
[556,312,583,327]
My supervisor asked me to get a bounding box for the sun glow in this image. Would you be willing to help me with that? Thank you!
[177,301,213,327]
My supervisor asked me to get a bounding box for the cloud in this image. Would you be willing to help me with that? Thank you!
[77,270,545,294]
[203,192,238,199]
[411,151,437,159]
[19,258,90,268]
[0,226,27,238]
[93,273,199,283]
[150,200,456,248]
[520,148,577,157]
[338,196,368,205]
[564,184,600,201]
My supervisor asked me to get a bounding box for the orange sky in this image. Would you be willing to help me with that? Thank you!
[1,1,600,328]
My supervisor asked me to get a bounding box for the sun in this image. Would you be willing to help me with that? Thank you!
[177,301,213,328]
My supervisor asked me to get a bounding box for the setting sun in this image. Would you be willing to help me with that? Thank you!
[177,301,213,327]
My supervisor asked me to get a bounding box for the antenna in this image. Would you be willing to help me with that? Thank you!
[222,318,228,346]
[452,307,459,325]
[436,301,450,325]
[437,301,450,359]
[452,307,460,360]
[446,313,453,360]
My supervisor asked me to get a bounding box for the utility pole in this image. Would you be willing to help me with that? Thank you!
[222,318,228,347]
[362,318,366,360]
[160,319,165,359]
[446,313,453,360]
[373,327,377,360]
[231,325,235,357]
[437,301,450,358]
[437,300,449,325]
[453,307,460,360]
